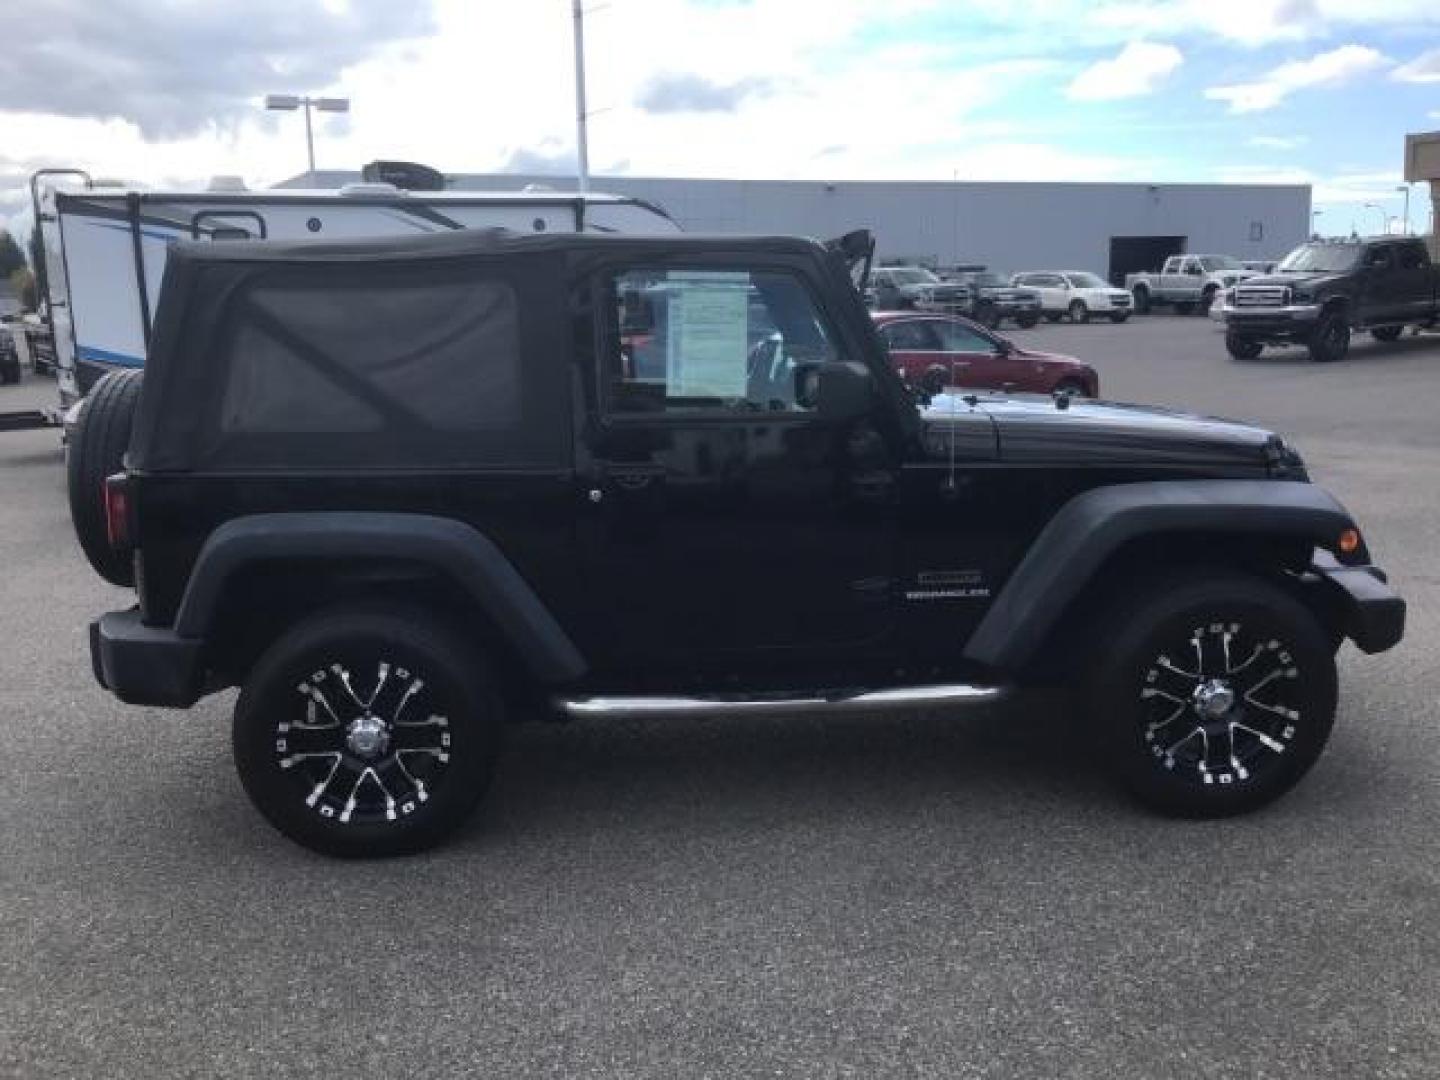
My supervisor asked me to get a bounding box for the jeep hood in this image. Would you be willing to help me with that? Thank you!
[922,393,1282,470]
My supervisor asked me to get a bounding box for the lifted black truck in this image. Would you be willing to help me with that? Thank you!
[1220,236,1440,362]
[88,228,1404,856]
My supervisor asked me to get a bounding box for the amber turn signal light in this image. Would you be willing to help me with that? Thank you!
[1337,528,1361,556]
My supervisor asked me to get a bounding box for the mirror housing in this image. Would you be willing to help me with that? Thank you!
[798,361,874,420]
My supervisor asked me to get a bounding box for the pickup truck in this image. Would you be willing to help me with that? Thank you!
[1218,236,1440,363]
[1127,255,1257,315]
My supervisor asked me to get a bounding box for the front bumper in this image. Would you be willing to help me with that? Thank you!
[90,609,204,708]
[1307,551,1405,654]
[1219,303,1321,335]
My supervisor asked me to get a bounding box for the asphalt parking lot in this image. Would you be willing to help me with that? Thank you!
[2,316,1438,1079]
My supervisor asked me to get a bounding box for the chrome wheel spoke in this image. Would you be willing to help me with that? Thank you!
[278,656,452,826]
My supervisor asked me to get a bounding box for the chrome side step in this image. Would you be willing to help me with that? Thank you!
[555,683,1006,720]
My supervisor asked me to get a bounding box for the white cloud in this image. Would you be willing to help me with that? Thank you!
[1205,45,1389,112]
[1067,41,1184,101]
[1393,48,1440,83]
[1087,0,1439,47]
[1214,163,1404,204]
[1248,135,1308,149]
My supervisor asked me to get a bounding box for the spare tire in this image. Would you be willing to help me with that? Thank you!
[67,369,143,586]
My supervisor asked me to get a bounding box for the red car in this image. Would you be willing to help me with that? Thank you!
[871,311,1099,397]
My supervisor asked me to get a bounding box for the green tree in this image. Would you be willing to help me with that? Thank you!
[0,230,24,278]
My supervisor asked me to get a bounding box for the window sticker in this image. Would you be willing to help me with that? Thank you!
[665,271,750,399]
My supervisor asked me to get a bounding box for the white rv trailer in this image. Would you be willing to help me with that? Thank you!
[24,171,680,421]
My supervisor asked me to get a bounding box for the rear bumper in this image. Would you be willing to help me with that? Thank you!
[90,609,204,708]
[1308,552,1405,654]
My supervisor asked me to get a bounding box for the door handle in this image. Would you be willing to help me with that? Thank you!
[601,463,666,491]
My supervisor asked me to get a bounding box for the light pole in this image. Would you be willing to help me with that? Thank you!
[1362,202,1388,235]
[571,0,591,194]
[265,94,350,183]
[1396,184,1411,235]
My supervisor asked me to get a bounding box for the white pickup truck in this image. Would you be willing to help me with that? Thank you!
[1125,254,1257,315]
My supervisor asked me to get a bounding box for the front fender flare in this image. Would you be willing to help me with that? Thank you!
[173,512,586,683]
[962,480,1359,675]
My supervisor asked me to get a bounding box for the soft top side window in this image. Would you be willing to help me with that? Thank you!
[604,266,838,417]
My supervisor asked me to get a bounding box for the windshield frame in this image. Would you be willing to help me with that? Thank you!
[1065,272,1109,289]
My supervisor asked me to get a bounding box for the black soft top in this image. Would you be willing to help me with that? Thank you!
[162,228,828,266]
[130,229,836,473]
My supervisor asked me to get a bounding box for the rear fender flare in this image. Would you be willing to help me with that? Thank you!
[962,480,1360,674]
[174,512,586,683]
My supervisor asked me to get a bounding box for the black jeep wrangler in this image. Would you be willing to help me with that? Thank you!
[88,228,1404,856]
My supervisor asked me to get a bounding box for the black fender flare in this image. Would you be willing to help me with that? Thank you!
[174,512,586,683]
[962,480,1360,674]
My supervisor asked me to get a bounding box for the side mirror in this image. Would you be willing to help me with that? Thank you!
[797,361,873,419]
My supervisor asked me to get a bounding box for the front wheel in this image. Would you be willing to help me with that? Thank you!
[1085,572,1337,817]
[233,608,502,857]
[1068,300,1089,324]
[1016,312,1040,329]
[1108,311,1130,324]
[1307,311,1350,363]
[1131,288,1151,315]
[1044,312,1062,323]
[1371,325,1404,342]
[1225,331,1264,360]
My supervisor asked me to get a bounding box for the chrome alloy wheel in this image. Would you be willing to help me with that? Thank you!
[1140,622,1302,787]
[276,660,452,825]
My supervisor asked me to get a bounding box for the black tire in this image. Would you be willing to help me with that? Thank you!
[1053,377,1090,399]
[1371,325,1404,342]
[1307,310,1350,363]
[233,608,503,857]
[1044,312,1062,323]
[1085,571,1337,818]
[1131,288,1151,315]
[1068,300,1089,324]
[1108,311,1130,324]
[1174,301,1195,316]
[1225,331,1264,361]
[66,370,143,586]
[1200,285,1218,315]
[1015,312,1040,329]
[975,301,1000,329]
[0,346,19,385]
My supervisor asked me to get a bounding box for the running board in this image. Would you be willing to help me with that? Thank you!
[555,683,1006,720]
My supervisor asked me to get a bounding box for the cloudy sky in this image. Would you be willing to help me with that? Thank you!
[1,0,1438,234]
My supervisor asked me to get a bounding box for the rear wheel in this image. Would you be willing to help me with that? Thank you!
[1371,325,1404,342]
[1044,312,1062,323]
[1068,300,1089,324]
[0,346,19,385]
[1085,572,1337,817]
[1016,312,1040,329]
[66,370,143,586]
[1175,301,1195,316]
[1131,287,1151,315]
[1200,285,1219,315]
[1307,311,1350,363]
[1225,331,1264,360]
[233,608,503,857]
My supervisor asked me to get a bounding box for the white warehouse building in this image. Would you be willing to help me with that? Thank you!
[293,170,1312,285]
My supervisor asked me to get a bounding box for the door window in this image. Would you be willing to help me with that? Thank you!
[932,320,998,353]
[1398,244,1427,271]
[879,320,942,352]
[606,267,837,415]
[1365,247,1393,271]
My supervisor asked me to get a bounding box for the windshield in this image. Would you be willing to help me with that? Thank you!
[965,272,1008,287]
[887,267,939,286]
[1066,272,1109,288]
[1198,256,1243,271]
[1276,244,1360,274]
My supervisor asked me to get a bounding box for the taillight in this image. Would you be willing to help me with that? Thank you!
[103,473,132,549]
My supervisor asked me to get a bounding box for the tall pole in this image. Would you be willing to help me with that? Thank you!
[1401,185,1411,235]
[572,0,590,195]
[303,99,316,182]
